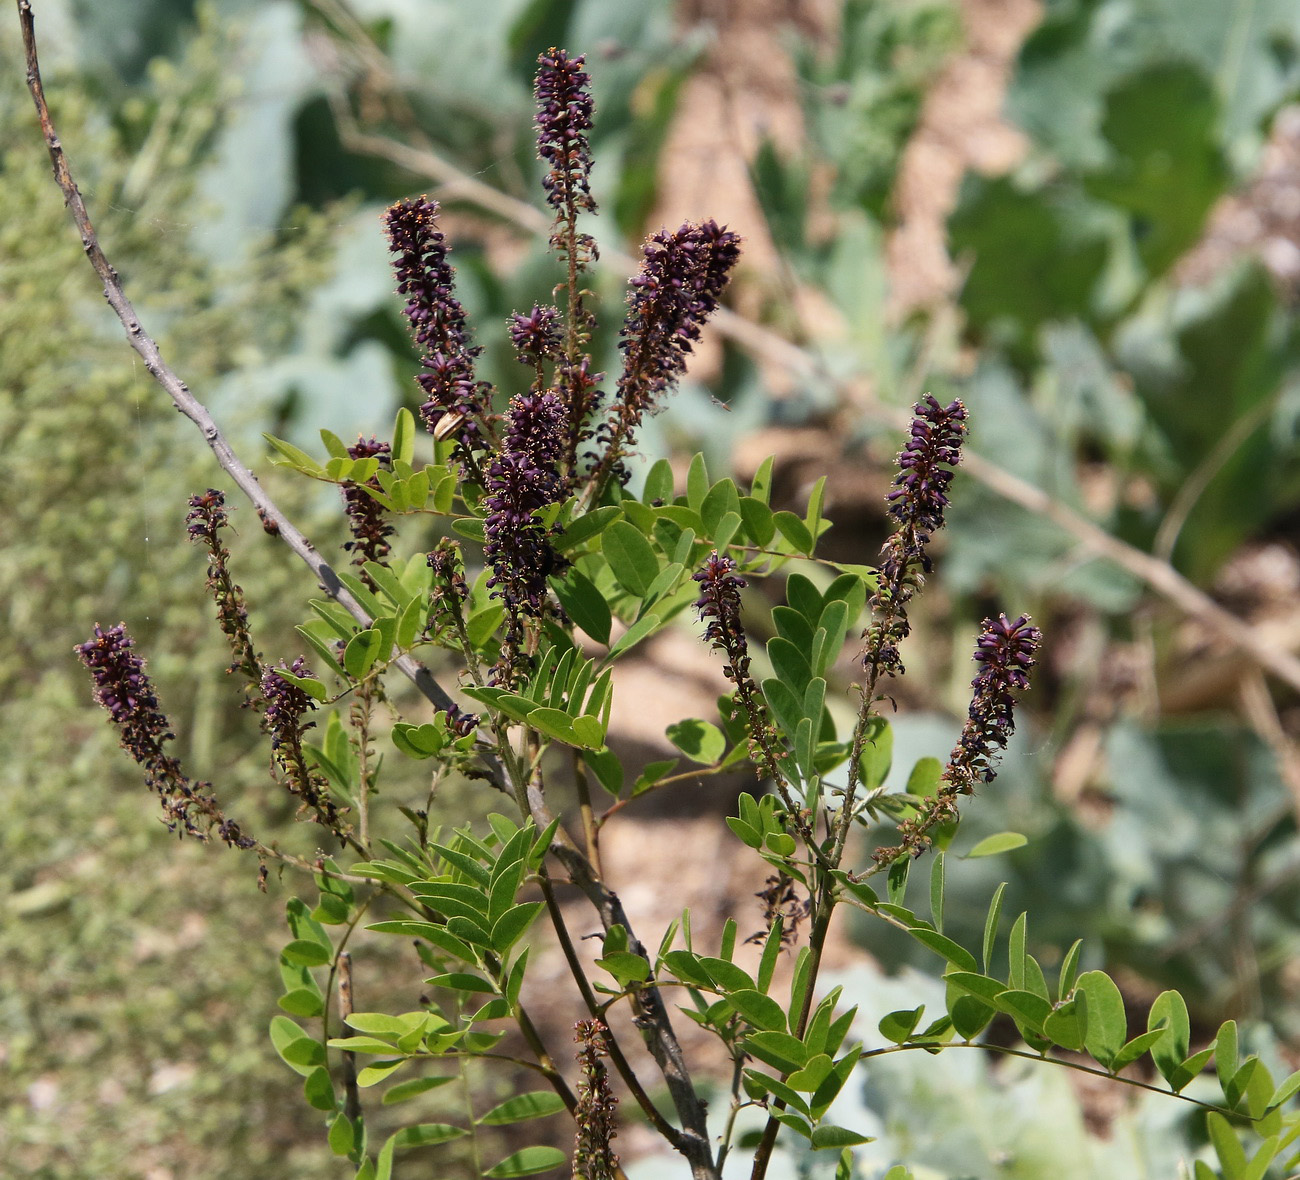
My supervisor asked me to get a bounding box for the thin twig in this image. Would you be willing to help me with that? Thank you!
[535,871,682,1151]
[862,1040,1236,1111]
[337,951,361,1120]
[522,776,718,1180]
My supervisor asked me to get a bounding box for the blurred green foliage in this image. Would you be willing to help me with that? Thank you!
[0,11,345,1177]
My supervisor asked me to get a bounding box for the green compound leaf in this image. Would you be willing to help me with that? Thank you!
[602,520,660,598]
[1267,1067,1300,1112]
[484,1146,567,1177]
[554,505,621,552]
[1043,997,1086,1052]
[278,988,325,1018]
[390,1124,468,1149]
[304,1066,336,1111]
[773,510,814,555]
[994,989,1053,1036]
[907,927,977,973]
[1109,1029,1169,1074]
[549,568,612,645]
[391,407,415,466]
[949,994,996,1041]
[726,989,787,1032]
[810,1125,874,1151]
[281,938,332,967]
[358,1059,408,1088]
[269,1016,326,1076]
[964,831,1028,858]
[343,628,383,679]
[328,1112,356,1156]
[597,951,652,986]
[1075,970,1126,1070]
[1148,990,1191,1086]
[878,1006,924,1045]
[476,1091,567,1125]
[382,1075,456,1105]
[944,972,1005,1004]
[666,718,726,763]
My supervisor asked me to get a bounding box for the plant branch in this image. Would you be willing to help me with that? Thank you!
[861,1040,1238,1111]
[16,0,510,789]
[520,782,717,1179]
[337,950,361,1121]
[535,871,682,1149]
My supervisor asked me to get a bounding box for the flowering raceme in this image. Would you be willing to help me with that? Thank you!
[383,196,488,447]
[508,304,563,368]
[76,623,252,848]
[595,220,741,486]
[948,613,1043,789]
[572,1020,619,1180]
[341,435,394,577]
[535,48,596,223]
[863,395,968,685]
[882,612,1042,861]
[185,488,261,689]
[483,391,568,672]
[262,658,345,835]
[693,551,781,779]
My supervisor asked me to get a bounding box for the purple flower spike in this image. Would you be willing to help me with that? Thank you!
[863,396,967,685]
[186,489,262,690]
[595,220,741,485]
[77,623,253,848]
[77,623,172,757]
[483,391,569,676]
[693,552,782,779]
[877,613,1042,864]
[881,395,968,580]
[573,1019,619,1180]
[509,304,563,366]
[535,49,596,218]
[693,552,750,673]
[342,436,394,580]
[262,658,347,835]
[383,197,488,446]
[951,613,1043,786]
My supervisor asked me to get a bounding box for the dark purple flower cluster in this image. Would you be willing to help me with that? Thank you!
[693,552,782,780]
[693,552,750,677]
[572,1019,619,1180]
[185,487,228,545]
[342,436,394,579]
[483,391,568,670]
[863,396,968,686]
[596,220,741,484]
[262,659,347,835]
[878,614,1041,864]
[77,623,253,848]
[881,395,967,581]
[948,613,1042,787]
[535,49,596,218]
[508,304,562,367]
[441,703,479,738]
[750,873,810,947]
[383,197,488,447]
[186,489,262,689]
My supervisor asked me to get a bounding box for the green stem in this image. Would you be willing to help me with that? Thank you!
[863,1041,1242,1112]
